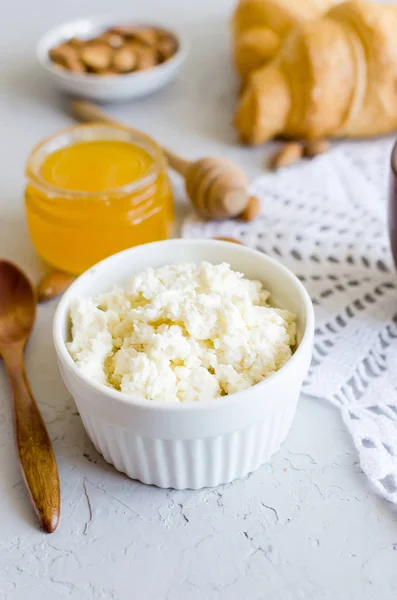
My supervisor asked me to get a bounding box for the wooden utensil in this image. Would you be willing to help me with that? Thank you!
[71,99,249,220]
[38,270,75,303]
[0,260,60,532]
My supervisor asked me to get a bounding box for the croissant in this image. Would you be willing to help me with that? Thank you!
[232,0,336,81]
[235,0,397,144]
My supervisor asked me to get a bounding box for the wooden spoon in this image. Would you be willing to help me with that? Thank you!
[38,270,75,303]
[0,261,60,532]
[71,99,249,220]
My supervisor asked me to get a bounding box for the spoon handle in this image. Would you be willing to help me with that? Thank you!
[70,99,190,175]
[5,345,60,533]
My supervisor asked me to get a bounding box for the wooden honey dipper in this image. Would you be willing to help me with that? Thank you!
[70,99,250,220]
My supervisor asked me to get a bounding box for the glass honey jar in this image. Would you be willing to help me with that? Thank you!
[25,123,174,274]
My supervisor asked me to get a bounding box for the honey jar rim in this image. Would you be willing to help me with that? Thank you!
[25,122,166,199]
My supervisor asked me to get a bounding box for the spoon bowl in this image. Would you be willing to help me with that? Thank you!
[0,261,35,346]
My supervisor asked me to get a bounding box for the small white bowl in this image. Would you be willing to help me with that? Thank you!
[53,240,314,489]
[36,17,188,102]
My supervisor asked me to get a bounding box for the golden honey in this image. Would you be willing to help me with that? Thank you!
[25,124,173,274]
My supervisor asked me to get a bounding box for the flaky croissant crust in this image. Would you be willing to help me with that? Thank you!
[232,0,336,80]
[235,0,397,144]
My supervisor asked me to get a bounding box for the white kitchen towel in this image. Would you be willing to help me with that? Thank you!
[182,138,397,504]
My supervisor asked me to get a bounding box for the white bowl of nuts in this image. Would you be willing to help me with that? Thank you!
[36,17,188,102]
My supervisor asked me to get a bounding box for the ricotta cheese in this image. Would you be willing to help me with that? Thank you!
[67,262,296,402]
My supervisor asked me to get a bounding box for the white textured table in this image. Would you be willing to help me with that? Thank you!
[1,1,397,599]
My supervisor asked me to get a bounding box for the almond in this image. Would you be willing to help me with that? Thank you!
[97,31,124,48]
[80,42,113,71]
[133,28,158,47]
[240,195,261,221]
[49,43,85,73]
[304,138,330,158]
[112,45,137,73]
[157,34,178,61]
[67,58,86,74]
[49,43,76,64]
[108,25,142,37]
[48,26,170,75]
[97,69,117,76]
[69,37,85,49]
[37,271,75,303]
[269,142,303,170]
[109,26,158,46]
[136,46,158,70]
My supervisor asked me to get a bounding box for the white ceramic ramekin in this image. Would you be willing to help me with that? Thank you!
[53,240,314,489]
[36,17,188,102]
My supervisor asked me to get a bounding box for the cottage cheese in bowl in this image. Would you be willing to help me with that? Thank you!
[67,261,296,402]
